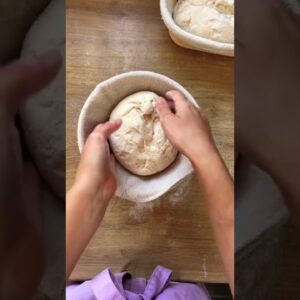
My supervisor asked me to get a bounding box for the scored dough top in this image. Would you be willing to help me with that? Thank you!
[109,91,178,176]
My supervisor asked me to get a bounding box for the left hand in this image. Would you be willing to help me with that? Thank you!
[74,120,122,205]
[66,120,122,279]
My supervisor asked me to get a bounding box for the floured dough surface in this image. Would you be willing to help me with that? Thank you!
[109,91,178,176]
[173,0,234,43]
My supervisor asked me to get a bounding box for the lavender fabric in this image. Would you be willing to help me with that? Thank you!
[67,265,211,300]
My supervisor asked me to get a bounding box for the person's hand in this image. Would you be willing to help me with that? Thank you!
[156,91,234,292]
[155,90,218,166]
[73,120,122,204]
[0,50,61,299]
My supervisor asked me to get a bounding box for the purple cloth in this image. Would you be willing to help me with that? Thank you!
[67,265,211,300]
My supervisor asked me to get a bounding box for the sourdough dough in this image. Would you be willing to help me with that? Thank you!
[173,0,234,43]
[109,91,178,176]
[20,0,65,199]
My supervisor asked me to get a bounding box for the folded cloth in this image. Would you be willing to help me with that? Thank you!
[67,265,210,300]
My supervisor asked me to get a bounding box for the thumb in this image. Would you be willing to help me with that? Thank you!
[155,97,174,122]
[93,119,122,139]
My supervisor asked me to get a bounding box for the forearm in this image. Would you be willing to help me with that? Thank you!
[192,151,234,293]
[66,186,108,280]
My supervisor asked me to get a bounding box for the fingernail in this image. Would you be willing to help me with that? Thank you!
[95,124,103,130]
[165,91,173,99]
[113,119,122,126]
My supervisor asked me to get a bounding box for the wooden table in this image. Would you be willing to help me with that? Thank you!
[67,0,234,284]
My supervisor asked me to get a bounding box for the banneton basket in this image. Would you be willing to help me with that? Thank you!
[77,71,199,202]
[160,0,234,57]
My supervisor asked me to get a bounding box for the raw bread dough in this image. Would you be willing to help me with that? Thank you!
[20,0,65,199]
[109,91,178,176]
[173,0,234,43]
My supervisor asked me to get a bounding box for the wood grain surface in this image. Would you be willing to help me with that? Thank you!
[67,0,234,283]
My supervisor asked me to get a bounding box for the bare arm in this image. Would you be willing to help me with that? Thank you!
[66,120,122,280]
[156,90,234,293]
[193,152,234,292]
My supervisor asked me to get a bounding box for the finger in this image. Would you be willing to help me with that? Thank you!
[165,90,188,114]
[155,97,175,121]
[93,119,122,139]
[0,50,61,110]
[81,131,108,171]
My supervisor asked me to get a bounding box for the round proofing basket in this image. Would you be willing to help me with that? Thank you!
[78,71,198,202]
[160,0,234,57]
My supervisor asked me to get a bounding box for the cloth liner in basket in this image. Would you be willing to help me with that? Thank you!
[77,71,199,202]
[160,0,234,57]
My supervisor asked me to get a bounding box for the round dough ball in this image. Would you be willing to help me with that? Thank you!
[173,0,234,43]
[109,91,178,176]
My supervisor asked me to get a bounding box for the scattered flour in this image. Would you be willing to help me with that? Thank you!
[127,174,193,221]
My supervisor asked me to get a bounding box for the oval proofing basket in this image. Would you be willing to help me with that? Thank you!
[160,0,234,57]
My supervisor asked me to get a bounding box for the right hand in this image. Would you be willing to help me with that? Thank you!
[155,90,218,165]
[157,91,234,293]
